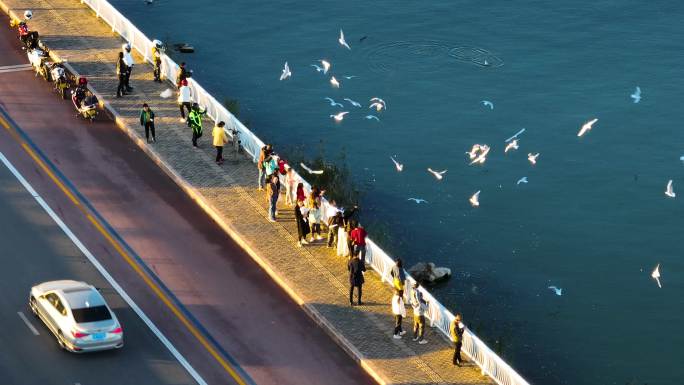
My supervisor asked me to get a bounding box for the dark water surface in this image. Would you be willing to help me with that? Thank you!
[110,0,684,383]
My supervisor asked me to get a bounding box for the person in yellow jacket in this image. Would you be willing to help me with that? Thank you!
[450,314,466,366]
[212,121,228,164]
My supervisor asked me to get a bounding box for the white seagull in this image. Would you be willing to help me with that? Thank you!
[300,163,324,175]
[577,118,598,137]
[369,97,386,111]
[504,139,519,153]
[470,145,490,165]
[324,97,344,108]
[516,177,528,185]
[427,168,447,180]
[482,100,494,110]
[408,198,428,204]
[320,60,331,74]
[466,144,482,160]
[469,191,480,207]
[343,75,357,80]
[365,115,380,121]
[279,61,291,81]
[344,98,362,107]
[160,88,173,98]
[390,156,403,172]
[505,128,526,143]
[338,29,351,50]
[547,286,563,296]
[330,76,340,88]
[330,111,349,122]
[651,263,662,288]
[528,153,539,165]
[631,86,641,104]
[665,179,676,198]
[311,64,324,73]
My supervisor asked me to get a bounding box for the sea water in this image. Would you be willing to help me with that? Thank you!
[109,0,684,383]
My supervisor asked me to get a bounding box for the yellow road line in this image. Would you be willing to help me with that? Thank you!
[0,114,249,385]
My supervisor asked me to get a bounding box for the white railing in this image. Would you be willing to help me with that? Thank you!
[78,1,530,384]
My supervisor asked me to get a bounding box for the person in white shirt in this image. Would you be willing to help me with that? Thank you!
[391,290,407,339]
[122,43,135,92]
[177,79,192,123]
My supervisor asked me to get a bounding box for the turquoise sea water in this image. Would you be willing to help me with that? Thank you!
[110,1,684,383]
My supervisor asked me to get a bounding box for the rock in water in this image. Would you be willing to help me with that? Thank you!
[408,262,451,284]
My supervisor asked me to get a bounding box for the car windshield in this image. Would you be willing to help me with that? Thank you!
[71,305,112,323]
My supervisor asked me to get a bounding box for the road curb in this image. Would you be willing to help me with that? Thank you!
[1,5,388,384]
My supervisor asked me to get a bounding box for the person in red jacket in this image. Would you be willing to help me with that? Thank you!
[350,224,367,263]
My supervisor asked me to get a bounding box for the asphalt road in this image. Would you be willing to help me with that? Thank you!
[0,13,374,385]
[0,159,197,385]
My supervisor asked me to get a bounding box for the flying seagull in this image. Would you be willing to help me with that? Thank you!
[390,156,403,172]
[470,145,490,165]
[469,191,480,207]
[665,179,676,198]
[466,144,482,160]
[365,115,380,121]
[320,60,331,74]
[324,97,344,108]
[369,97,386,111]
[279,61,291,81]
[311,64,324,73]
[577,118,598,137]
[330,76,340,88]
[516,177,528,185]
[505,128,526,143]
[344,98,362,107]
[427,168,447,180]
[408,198,428,204]
[330,111,349,122]
[300,163,324,175]
[548,286,563,296]
[339,29,351,50]
[504,139,519,153]
[631,86,641,104]
[651,263,662,288]
[482,100,494,110]
[343,75,357,80]
[528,153,539,165]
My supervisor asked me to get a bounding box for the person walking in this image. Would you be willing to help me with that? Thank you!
[391,258,406,296]
[122,43,134,92]
[177,79,192,123]
[266,174,280,222]
[212,121,228,164]
[188,103,206,147]
[116,52,127,98]
[139,103,156,143]
[294,200,310,246]
[151,40,163,82]
[411,282,428,344]
[450,314,466,366]
[350,223,368,263]
[347,252,365,306]
[391,290,407,339]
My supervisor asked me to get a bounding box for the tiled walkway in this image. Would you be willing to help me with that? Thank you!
[1,1,493,383]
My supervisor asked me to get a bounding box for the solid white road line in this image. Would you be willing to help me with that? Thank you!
[0,64,32,73]
[17,311,39,335]
[0,152,207,385]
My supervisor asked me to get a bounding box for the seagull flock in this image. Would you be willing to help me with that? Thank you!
[278,33,665,292]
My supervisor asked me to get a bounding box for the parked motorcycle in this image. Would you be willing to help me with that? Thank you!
[50,63,70,99]
[71,78,98,122]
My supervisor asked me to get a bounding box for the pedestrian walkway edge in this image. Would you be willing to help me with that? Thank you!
[0,6,389,384]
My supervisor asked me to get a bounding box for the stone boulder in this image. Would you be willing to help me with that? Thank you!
[408,262,451,285]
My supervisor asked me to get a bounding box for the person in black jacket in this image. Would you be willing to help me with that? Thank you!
[116,52,126,98]
[295,200,309,246]
[348,253,365,306]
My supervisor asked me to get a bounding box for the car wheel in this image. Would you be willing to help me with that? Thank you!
[57,330,67,350]
[29,296,37,316]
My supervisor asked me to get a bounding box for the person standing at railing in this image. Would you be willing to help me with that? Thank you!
[188,103,206,147]
[411,282,428,344]
[391,258,406,297]
[347,252,365,306]
[116,52,127,98]
[266,174,280,222]
[151,40,163,83]
[257,145,270,191]
[307,201,323,242]
[450,314,466,366]
[122,43,134,92]
[177,79,192,123]
[212,121,228,164]
[326,201,340,248]
[283,165,296,206]
[176,62,191,87]
[350,224,368,264]
[391,290,407,339]
[294,200,310,247]
[139,103,156,143]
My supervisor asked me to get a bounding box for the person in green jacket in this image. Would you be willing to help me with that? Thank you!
[139,103,156,143]
[188,103,206,147]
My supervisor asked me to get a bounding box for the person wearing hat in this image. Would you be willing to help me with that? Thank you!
[187,103,206,147]
[122,43,135,92]
[411,281,428,344]
[151,40,163,83]
[212,121,228,164]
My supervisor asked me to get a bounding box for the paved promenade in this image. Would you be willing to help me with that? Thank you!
[1,1,493,384]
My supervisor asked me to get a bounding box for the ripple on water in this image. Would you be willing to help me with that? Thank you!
[364,40,503,73]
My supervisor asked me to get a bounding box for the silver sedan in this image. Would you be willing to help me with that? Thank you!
[29,280,124,352]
